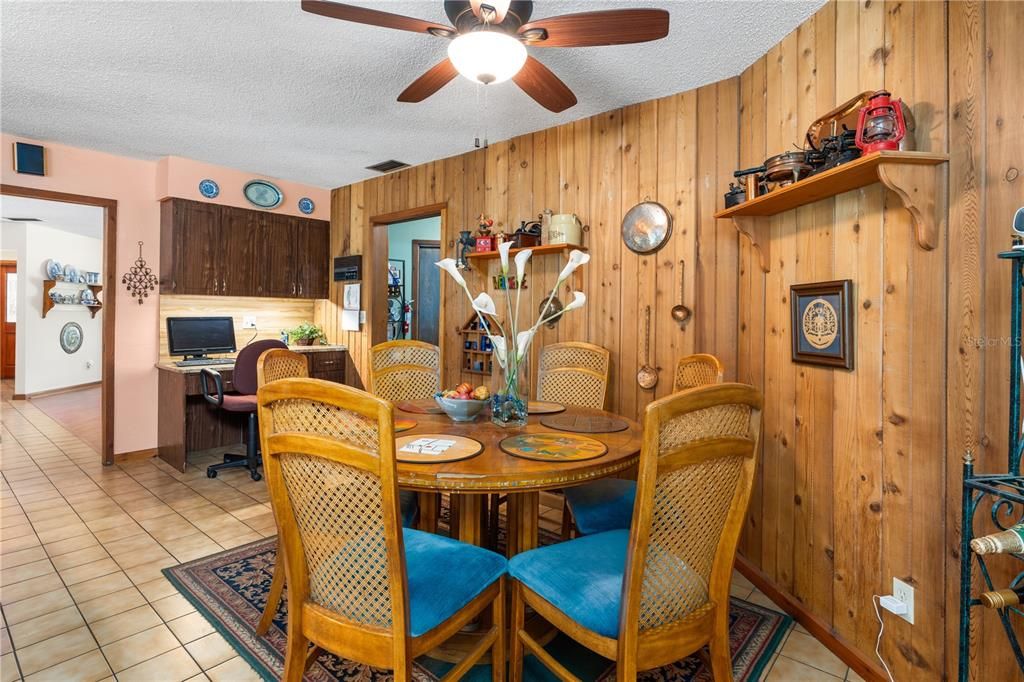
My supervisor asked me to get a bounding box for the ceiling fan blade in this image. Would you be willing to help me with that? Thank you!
[519,9,669,47]
[301,0,452,35]
[398,59,459,103]
[512,56,577,113]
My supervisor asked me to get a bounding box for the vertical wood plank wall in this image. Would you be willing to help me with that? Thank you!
[318,1,1022,678]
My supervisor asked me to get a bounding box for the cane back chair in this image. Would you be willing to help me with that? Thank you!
[509,383,763,681]
[370,340,442,402]
[563,353,726,537]
[258,378,506,681]
[673,353,725,393]
[253,349,310,637]
[536,342,611,409]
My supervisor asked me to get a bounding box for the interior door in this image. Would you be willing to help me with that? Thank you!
[412,240,441,345]
[1,261,15,379]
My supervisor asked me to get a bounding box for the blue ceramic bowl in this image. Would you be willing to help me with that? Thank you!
[435,394,488,422]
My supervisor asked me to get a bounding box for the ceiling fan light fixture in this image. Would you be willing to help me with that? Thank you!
[447,30,527,85]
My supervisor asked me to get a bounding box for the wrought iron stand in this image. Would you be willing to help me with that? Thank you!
[959,250,1024,680]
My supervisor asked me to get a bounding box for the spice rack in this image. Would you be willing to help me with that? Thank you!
[715,151,947,272]
[958,250,1024,679]
[42,279,103,319]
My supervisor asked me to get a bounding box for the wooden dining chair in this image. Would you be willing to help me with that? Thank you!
[563,352,727,537]
[254,349,422,638]
[509,383,763,681]
[485,342,610,547]
[370,340,442,402]
[673,353,725,392]
[257,378,507,682]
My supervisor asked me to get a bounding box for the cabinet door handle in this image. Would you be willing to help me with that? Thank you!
[222,277,226,293]
[298,281,303,296]
[292,282,296,295]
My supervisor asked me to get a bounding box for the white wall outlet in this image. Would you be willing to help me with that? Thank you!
[892,577,915,625]
[359,310,366,324]
[242,315,257,329]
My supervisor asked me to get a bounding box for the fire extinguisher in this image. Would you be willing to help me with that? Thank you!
[403,300,412,336]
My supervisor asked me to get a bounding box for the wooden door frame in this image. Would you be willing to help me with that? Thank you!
[410,238,441,342]
[0,260,15,380]
[0,184,117,466]
[369,203,447,362]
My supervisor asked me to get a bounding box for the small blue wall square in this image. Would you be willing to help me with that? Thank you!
[13,142,45,175]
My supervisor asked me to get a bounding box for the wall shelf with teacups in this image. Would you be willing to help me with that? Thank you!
[42,278,103,319]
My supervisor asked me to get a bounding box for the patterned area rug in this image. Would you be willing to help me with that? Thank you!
[165,537,790,682]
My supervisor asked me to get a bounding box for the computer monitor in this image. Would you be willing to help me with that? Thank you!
[166,317,236,360]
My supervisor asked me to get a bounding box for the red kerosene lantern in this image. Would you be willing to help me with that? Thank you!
[855,90,907,154]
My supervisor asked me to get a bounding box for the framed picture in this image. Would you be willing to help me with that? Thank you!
[387,259,404,286]
[790,279,854,370]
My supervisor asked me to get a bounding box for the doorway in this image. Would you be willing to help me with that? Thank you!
[1,185,116,465]
[385,215,442,345]
[1,261,15,379]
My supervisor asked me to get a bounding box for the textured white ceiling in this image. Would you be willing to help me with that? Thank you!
[0,0,826,189]
[0,196,104,240]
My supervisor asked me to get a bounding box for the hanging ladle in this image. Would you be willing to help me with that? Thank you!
[637,306,659,389]
[671,260,693,330]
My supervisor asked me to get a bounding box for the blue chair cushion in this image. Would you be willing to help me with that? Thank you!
[404,528,506,637]
[563,479,637,535]
[508,529,628,638]
[399,490,418,528]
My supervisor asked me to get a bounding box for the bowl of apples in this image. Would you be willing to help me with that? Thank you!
[435,383,490,422]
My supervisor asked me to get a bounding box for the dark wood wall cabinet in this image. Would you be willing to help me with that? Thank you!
[160,198,330,299]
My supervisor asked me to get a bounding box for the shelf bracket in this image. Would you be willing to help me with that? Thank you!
[732,217,772,273]
[876,161,944,251]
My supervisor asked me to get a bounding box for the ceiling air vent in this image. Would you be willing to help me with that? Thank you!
[1,217,43,221]
[366,159,409,174]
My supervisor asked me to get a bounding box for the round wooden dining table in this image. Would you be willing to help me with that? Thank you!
[394,401,642,556]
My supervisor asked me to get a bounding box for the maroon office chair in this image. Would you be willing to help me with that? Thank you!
[200,339,287,481]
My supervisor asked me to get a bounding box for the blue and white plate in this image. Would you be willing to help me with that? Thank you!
[45,259,63,280]
[298,197,315,215]
[64,264,79,284]
[243,180,283,209]
[198,179,220,198]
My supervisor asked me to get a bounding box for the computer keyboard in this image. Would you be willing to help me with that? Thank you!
[174,358,235,367]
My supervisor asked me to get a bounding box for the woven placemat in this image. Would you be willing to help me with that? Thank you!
[499,433,608,462]
[394,419,417,433]
[540,413,630,433]
[396,434,483,463]
[528,401,566,415]
[396,399,443,414]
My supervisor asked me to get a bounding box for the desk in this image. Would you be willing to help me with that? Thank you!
[156,345,347,472]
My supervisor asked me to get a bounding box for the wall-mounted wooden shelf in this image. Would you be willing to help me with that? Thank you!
[466,243,586,260]
[42,279,103,318]
[714,151,948,272]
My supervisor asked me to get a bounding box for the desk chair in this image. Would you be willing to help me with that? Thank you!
[563,353,725,536]
[509,384,763,681]
[200,338,287,481]
[257,378,507,681]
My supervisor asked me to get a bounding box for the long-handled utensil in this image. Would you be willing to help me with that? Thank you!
[670,260,692,330]
[637,306,658,389]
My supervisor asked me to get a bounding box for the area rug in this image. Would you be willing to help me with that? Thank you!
[165,537,790,682]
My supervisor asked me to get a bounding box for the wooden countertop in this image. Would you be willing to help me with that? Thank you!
[155,344,347,373]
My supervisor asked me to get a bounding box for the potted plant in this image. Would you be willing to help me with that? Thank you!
[287,322,326,346]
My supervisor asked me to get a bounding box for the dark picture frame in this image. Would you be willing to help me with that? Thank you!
[790,279,854,370]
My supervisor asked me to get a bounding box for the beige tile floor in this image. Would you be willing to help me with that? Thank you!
[0,393,864,681]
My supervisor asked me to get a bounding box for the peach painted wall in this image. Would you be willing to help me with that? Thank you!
[1,133,330,455]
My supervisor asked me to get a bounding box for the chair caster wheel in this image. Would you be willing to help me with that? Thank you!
[250,471,262,481]
[207,469,217,478]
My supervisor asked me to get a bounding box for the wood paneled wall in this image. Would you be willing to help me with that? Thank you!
[158,295,315,361]
[320,1,1022,679]
[317,82,740,410]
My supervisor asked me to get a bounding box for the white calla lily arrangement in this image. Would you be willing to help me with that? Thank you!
[436,243,589,425]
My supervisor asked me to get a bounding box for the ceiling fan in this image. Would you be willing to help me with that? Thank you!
[301,1,670,113]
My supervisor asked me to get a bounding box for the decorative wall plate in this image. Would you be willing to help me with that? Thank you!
[46,259,63,280]
[60,322,83,354]
[63,264,79,283]
[621,201,672,254]
[198,179,220,198]
[298,197,315,215]
[243,180,283,209]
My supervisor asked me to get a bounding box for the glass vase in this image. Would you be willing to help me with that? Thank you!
[491,354,528,427]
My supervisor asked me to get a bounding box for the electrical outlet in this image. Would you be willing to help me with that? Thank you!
[892,577,915,624]
[242,315,257,329]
